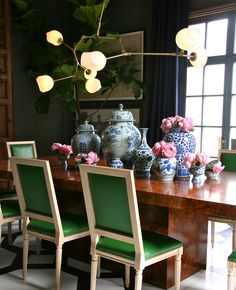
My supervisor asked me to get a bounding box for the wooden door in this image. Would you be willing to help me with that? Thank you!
[0,0,13,187]
[0,0,13,161]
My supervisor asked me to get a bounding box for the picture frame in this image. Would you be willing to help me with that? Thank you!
[80,107,141,135]
[80,31,144,101]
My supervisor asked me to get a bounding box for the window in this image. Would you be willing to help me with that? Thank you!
[185,9,236,157]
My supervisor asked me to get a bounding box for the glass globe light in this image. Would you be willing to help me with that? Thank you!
[84,69,97,80]
[189,47,208,68]
[46,30,63,46]
[36,75,54,92]
[81,51,107,71]
[85,78,101,93]
[175,27,201,51]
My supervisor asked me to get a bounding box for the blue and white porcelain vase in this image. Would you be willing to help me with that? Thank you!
[151,157,177,181]
[133,128,155,178]
[71,121,101,156]
[163,128,196,178]
[101,104,141,168]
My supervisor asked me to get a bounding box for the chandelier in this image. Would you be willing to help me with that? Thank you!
[36,2,207,95]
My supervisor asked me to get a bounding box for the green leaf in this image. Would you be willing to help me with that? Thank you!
[13,0,29,12]
[35,94,51,114]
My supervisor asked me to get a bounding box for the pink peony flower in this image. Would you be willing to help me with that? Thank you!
[183,152,209,169]
[212,161,225,173]
[51,143,72,155]
[84,151,100,164]
[152,141,176,158]
[75,151,99,165]
[160,115,195,133]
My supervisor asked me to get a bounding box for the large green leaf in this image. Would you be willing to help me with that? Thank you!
[35,94,51,114]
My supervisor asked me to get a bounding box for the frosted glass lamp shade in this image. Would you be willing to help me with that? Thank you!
[190,47,208,68]
[85,78,101,93]
[46,30,63,46]
[81,51,107,71]
[176,28,200,50]
[36,75,54,92]
[84,69,97,79]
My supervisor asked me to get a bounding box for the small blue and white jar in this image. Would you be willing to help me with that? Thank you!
[151,157,177,181]
[190,165,205,183]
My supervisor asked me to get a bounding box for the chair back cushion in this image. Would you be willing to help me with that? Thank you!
[88,172,132,235]
[7,141,37,158]
[220,150,236,172]
[10,158,61,228]
[80,165,143,249]
[16,163,52,216]
[10,144,36,158]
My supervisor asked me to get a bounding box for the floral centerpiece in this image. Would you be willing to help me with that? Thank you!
[51,143,73,156]
[183,152,209,182]
[162,115,196,178]
[151,141,177,181]
[75,151,100,168]
[152,140,177,158]
[205,159,225,179]
[51,143,73,168]
[161,115,195,134]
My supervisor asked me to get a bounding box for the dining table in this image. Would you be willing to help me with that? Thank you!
[1,156,236,289]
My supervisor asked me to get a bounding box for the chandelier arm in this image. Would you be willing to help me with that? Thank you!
[106,51,189,60]
[96,1,106,37]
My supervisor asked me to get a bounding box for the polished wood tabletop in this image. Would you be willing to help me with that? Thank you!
[1,157,236,216]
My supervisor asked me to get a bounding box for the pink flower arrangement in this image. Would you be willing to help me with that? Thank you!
[152,141,177,158]
[51,143,72,155]
[75,151,100,165]
[161,115,195,134]
[183,152,210,169]
[206,160,225,173]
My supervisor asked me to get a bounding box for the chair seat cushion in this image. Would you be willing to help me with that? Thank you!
[27,213,88,237]
[1,200,21,218]
[96,230,183,261]
[0,188,17,199]
[228,251,236,262]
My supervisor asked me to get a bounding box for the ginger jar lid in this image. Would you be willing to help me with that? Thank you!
[108,104,134,122]
[77,121,95,132]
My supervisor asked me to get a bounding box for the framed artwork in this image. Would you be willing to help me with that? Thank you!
[80,31,144,101]
[80,107,140,135]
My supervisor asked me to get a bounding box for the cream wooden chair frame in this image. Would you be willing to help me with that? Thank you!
[80,164,183,290]
[227,253,236,290]
[208,149,236,250]
[10,157,89,290]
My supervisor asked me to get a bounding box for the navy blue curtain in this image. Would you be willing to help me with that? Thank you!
[146,0,189,146]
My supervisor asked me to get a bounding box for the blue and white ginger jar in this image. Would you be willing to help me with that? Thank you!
[163,128,196,178]
[71,121,101,156]
[101,104,141,168]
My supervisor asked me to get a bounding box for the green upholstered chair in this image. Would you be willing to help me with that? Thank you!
[10,157,89,290]
[1,141,38,244]
[0,199,21,245]
[79,164,183,290]
[208,149,236,249]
